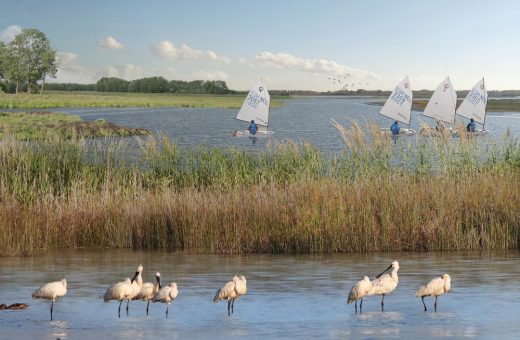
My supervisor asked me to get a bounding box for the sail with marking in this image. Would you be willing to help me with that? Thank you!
[456,78,487,124]
[236,81,270,127]
[422,76,457,124]
[379,76,413,124]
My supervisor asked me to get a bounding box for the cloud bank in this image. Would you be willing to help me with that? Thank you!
[150,40,230,63]
[0,25,22,43]
[256,51,381,79]
[98,36,124,49]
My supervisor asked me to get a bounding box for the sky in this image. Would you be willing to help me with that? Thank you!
[1,0,519,91]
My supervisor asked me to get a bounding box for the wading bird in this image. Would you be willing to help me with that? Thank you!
[134,272,161,315]
[347,276,372,313]
[103,265,143,318]
[213,275,247,316]
[32,278,67,320]
[416,274,451,311]
[367,261,399,311]
[153,282,178,317]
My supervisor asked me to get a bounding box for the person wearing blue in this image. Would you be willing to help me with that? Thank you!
[390,121,400,135]
[247,120,258,135]
[466,118,476,132]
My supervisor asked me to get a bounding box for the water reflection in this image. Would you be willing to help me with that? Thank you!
[0,250,519,338]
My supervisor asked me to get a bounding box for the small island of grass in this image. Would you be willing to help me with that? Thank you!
[0,111,149,140]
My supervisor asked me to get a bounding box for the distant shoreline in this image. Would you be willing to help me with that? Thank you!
[367,98,520,112]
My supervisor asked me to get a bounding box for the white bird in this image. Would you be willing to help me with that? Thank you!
[103,265,143,318]
[134,272,161,315]
[153,282,178,317]
[367,261,399,311]
[213,275,247,316]
[416,273,451,311]
[32,278,67,320]
[347,276,372,313]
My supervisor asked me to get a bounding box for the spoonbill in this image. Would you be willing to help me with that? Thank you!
[213,275,247,316]
[153,282,178,317]
[103,265,143,317]
[32,278,67,320]
[134,272,161,315]
[347,276,372,313]
[368,261,399,311]
[416,274,451,311]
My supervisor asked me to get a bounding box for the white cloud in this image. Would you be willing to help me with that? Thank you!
[56,52,79,64]
[98,63,144,80]
[237,57,256,68]
[150,40,230,63]
[98,36,124,49]
[255,51,381,79]
[1,25,22,43]
[192,70,229,81]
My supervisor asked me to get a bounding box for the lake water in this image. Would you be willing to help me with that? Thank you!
[0,250,519,339]
[33,96,520,153]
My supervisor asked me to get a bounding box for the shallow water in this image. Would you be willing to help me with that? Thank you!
[28,96,520,153]
[0,250,519,339]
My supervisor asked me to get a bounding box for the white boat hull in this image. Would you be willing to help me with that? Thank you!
[232,130,274,137]
[380,128,416,136]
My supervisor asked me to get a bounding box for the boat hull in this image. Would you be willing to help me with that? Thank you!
[232,130,274,137]
[380,128,416,136]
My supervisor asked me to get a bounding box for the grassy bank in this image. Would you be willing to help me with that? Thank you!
[0,111,149,139]
[1,126,520,256]
[367,99,520,112]
[0,91,284,109]
[412,99,520,112]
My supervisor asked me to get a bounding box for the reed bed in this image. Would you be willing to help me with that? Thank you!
[1,124,520,256]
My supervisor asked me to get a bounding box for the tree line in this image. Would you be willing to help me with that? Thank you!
[0,29,57,94]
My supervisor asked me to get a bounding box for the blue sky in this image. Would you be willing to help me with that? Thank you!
[1,0,519,90]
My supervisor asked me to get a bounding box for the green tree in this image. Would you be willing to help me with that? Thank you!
[4,28,57,94]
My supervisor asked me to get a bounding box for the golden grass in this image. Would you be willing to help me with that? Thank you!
[1,124,520,256]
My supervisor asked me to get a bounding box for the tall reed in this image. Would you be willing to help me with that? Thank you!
[1,123,520,256]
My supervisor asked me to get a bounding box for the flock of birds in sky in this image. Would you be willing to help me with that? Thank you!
[327,73,370,91]
[28,261,451,321]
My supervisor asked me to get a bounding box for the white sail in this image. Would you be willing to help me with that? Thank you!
[236,81,270,127]
[422,76,457,124]
[379,76,413,124]
[456,78,487,124]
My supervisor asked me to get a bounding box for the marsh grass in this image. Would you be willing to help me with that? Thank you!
[1,122,520,256]
[0,91,285,109]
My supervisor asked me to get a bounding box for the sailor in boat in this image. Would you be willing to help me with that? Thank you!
[390,121,400,135]
[466,118,476,132]
[247,120,258,135]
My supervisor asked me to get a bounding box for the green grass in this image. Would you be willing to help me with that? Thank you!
[1,124,520,256]
[0,91,285,109]
[413,99,520,112]
[0,111,149,139]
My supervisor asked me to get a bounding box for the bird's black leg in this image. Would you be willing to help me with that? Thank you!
[227,300,231,316]
[434,296,438,312]
[146,301,150,315]
[354,300,358,314]
[126,299,129,316]
[118,300,122,318]
[50,300,54,321]
[381,294,385,312]
[422,296,427,311]
[360,299,363,313]
[231,299,235,314]
[166,304,169,318]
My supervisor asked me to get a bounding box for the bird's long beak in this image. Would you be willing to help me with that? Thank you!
[376,264,393,278]
[131,271,139,283]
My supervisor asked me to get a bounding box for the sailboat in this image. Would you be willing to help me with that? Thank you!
[419,76,457,135]
[455,77,489,135]
[232,80,273,137]
[379,76,415,135]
